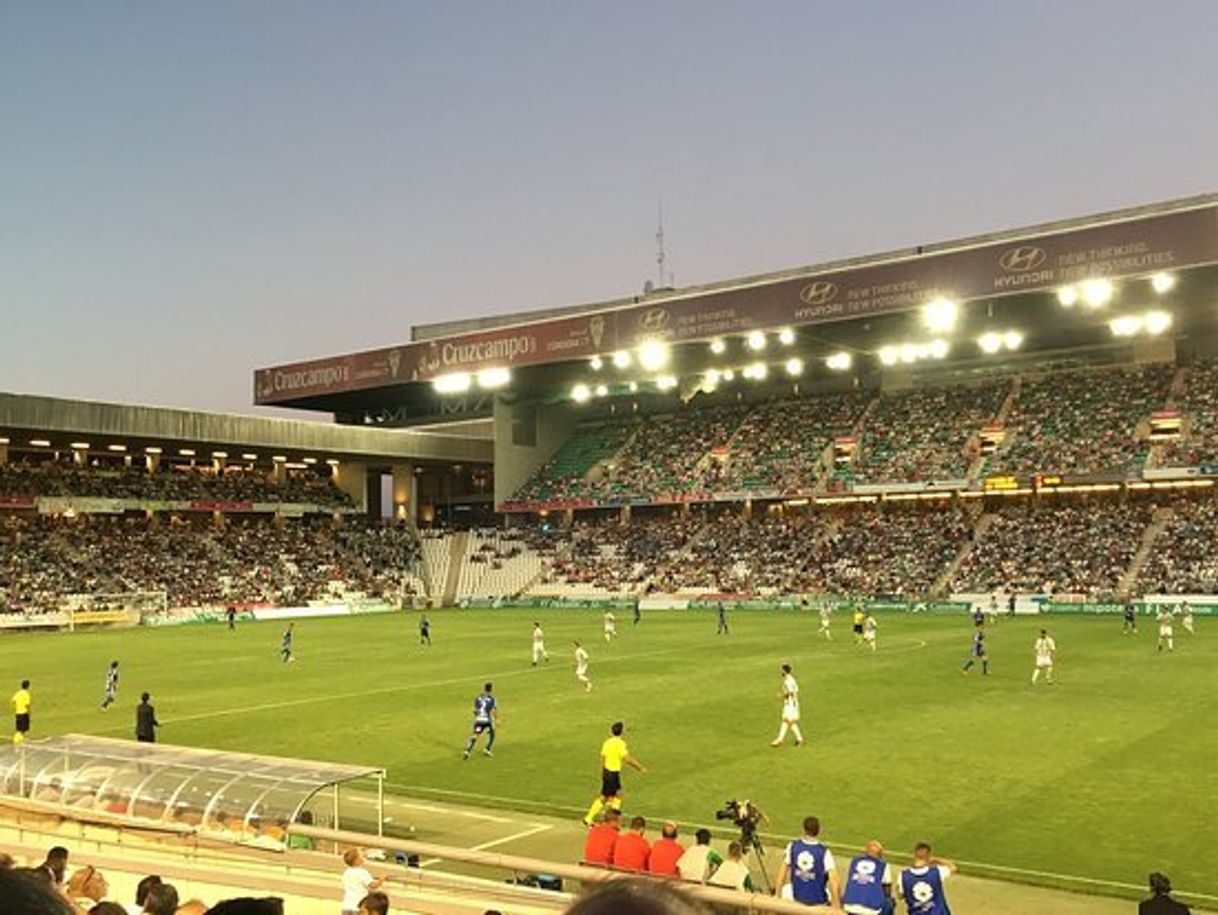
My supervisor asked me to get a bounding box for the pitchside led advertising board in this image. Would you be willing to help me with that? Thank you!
[255,202,1218,405]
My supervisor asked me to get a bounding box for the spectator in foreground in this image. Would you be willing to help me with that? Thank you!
[340,849,384,915]
[0,867,74,914]
[89,904,127,915]
[707,841,755,892]
[563,877,711,915]
[773,816,839,907]
[898,843,954,915]
[127,875,163,915]
[40,846,70,887]
[171,902,208,915]
[646,822,685,877]
[140,883,178,915]
[841,839,895,915]
[358,891,390,915]
[66,866,111,910]
[675,829,723,883]
[203,899,284,915]
[1139,872,1191,914]
[611,816,651,872]
[582,809,621,866]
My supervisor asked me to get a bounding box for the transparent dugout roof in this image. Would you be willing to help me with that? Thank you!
[0,734,384,844]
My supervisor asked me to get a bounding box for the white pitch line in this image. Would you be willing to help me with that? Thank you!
[419,824,552,868]
[81,644,696,734]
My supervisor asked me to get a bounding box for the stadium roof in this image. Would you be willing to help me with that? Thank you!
[0,392,492,464]
[255,193,1218,413]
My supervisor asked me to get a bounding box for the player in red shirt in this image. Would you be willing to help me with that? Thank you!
[611,816,651,871]
[582,809,621,865]
[647,821,686,877]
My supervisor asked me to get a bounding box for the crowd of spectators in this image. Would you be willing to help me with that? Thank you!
[712,391,868,493]
[0,516,420,614]
[995,365,1172,476]
[0,460,353,507]
[1159,358,1218,467]
[953,499,1153,596]
[852,381,1008,483]
[541,515,697,593]
[512,422,635,504]
[1138,496,1218,594]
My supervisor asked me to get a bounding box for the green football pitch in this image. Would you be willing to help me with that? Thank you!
[1,608,1214,904]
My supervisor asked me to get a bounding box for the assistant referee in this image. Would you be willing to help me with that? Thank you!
[11,679,31,745]
[583,720,646,825]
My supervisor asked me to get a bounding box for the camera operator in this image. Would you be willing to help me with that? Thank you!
[773,815,840,908]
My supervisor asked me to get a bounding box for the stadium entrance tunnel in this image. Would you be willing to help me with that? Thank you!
[0,734,386,846]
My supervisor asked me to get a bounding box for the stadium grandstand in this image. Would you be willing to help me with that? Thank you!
[7,195,1218,915]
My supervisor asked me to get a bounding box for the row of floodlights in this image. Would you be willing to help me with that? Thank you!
[3,438,339,466]
[1057,272,1175,308]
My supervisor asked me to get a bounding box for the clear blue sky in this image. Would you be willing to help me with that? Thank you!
[2,1,1216,415]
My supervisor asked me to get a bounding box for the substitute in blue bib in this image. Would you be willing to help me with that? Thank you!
[898,843,956,915]
[463,682,498,759]
[773,815,840,907]
[842,839,895,915]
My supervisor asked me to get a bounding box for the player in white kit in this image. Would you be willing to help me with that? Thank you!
[862,614,878,652]
[817,607,833,640]
[1181,603,1196,635]
[573,641,592,691]
[1157,607,1175,653]
[603,611,617,643]
[532,622,549,665]
[770,664,804,747]
[1031,628,1056,684]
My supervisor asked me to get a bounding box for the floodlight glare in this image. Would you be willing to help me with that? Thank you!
[784,357,804,377]
[878,346,899,367]
[627,381,639,393]
[978,332,1003,355]
[825,352,852,371]
[1150,272,1176,294]
[656,375,678,391]
[1143,310,1173,336]
[590,355,604,370]
[637,339,671,372]
[722,369,736,382]
[433,372,472,394]
[1109,315,1141,337]
[572,383,592,403]
[929,339,950,359]
[1056,285,1079,307]
[922,297,959,333]
[705,369,721,385]
[1081,278,1114,308]
[594,384,609,397]
[746,330,767,351]
[778,327,796,345]
[611,350,632,369]
[709,338,726,355]
[899,343,919,364]
[1002,330,1024,350]
[476,367,511,389]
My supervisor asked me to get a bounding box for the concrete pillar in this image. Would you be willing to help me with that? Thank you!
[334,460,368,513]
[391,462,416,524]
[493,395,578,506]
[620,505,631,524]
[0,441,7,464]
[73,449,87,467]
[146,453,161,474]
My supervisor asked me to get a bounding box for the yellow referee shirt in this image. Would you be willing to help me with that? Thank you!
[12,689,31,715]
[600,736,628,772]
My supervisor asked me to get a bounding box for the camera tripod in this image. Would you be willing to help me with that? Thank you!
[740,826,773,894]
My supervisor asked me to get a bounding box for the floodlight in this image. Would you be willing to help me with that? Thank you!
[476,366,511,389]
[1080,278,1114,308]
[433,372,472,394]
[746,330,767,351]
[978,332,1003,355]
[656,375,678,391]
[878,346,899,367]
[1150,273,1176,294]
[1002,330,1024,350]
[922,297,958,333]
[1109,315,1141,337]
[1056,285,1079,307]
[705,369,721,385]
[1143,311,1172,336]
[611,351,632,369]
[709,338,726,355]
[722,369,735,381]
[778,327,796,345]
[637,339,671,372]
[825,352,852,371]
[594,384,609,397]
[572,383,592,403]
[590,355,604,370]
[784,357,804,377]
[899,343,919,364]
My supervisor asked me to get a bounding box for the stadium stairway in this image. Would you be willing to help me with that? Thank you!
[933,508,991,596]
[442,532,468,606]
[1118,505,1174,596]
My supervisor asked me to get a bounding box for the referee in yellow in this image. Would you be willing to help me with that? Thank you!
[584,720,646,825]
[12,679,31,745]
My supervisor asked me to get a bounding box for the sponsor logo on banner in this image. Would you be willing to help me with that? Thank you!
[639,307,670,332]
[799,280,839,306]
[998,245,1047,272]
[589,316,605,348]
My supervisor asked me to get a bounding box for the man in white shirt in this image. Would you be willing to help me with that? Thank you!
[708,841,756,892]
[676,828,725,882]
[770,664,803,747]
[574,641,592,691]
[1157,607,1175,653]
[341,848,383,915]
[603,611,617,643]
[532,622,549,665]
[1031,629,1056,684]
